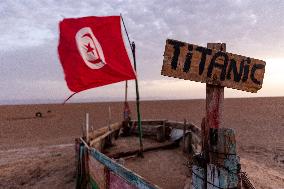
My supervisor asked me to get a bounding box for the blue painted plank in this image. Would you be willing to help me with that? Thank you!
[89,148,160,189]
[192,165,205,189]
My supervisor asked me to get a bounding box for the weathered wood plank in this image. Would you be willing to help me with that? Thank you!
[207,163,239,189]
[89,147,160,189]
[130,120,167,126]
[88,155,107,189]
[90,130,114,151]
[131,125,163,135]
[208,128,239,189]
[161,39,266,93]
[109,171,138,189]
[165,121,201,136]
[131,125,169,142]
[192,165,205,189]
[107,141,178,159]
[89,122,122,140]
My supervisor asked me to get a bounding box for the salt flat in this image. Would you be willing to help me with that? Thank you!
[0,97,283,188]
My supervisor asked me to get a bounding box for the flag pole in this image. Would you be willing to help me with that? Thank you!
[121,14,143,157]
[131,41,143,157]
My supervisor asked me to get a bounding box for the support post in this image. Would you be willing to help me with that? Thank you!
[205,43,225,189]
[193,43,226,189]
[205,43,225,152]
[131,42,143,157]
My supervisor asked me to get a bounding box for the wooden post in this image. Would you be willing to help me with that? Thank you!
[194,43,226,189]
[196,43,225,189]
[106,106,113,147]
[201,117,206,151]
[205,43,225,151]
[125,81,128,103]
[205,43,239,189]
[183,119,186,152]
[86,113,89,143]
[207,128,239,189]
[108,106,112,131]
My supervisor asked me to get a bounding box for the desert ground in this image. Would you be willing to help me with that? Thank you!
[0,97,284,189]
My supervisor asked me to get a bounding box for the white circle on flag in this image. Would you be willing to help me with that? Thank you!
[75,27,106,69]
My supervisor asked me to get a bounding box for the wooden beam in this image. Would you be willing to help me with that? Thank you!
[88,122,122,140]
[165,120,201,136]
[130,119,167,126]
[107,141,178,159]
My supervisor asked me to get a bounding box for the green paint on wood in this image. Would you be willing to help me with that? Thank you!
[89,176,100,189]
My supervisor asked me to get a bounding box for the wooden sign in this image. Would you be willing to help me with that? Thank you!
[161,39,266,92]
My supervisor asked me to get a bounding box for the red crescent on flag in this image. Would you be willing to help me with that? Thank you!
[82,33,103,65]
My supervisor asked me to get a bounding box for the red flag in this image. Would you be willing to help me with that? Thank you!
[58,16,136,93]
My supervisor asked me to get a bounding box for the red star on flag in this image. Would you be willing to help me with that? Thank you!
[85,43,94,54]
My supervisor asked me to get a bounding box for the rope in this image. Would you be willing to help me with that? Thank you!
[120,14,133,51]
[63,92,77,104]
[120,15,143,156]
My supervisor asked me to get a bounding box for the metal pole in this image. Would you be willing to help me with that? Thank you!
[131,42,143,157]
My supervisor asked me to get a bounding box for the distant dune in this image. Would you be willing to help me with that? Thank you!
[0,97,283,188]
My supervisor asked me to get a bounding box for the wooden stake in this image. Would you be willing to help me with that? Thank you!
[125,81,128,103]
[106,106,113,147]
[183,119,186,152]
[108,106,112,131]
[86,113,89,143]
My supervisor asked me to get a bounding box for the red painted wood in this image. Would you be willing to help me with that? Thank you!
[109,171,137,189]
[206,84,224,129]
[205,43,225,130]
[203,43,226,189]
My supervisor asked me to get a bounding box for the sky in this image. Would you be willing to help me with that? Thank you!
[0,0,284,104]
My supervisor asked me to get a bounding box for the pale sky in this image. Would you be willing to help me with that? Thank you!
[0,0,284,104]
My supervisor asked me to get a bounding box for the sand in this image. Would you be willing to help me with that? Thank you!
[0,97,284,188]
[104,136,190,189]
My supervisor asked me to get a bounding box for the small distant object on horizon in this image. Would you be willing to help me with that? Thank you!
[35,112,42,118]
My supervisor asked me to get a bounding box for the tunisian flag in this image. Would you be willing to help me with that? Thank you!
[58,16,136,93]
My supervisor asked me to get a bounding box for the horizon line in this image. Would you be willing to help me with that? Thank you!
[0,95,283,106]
